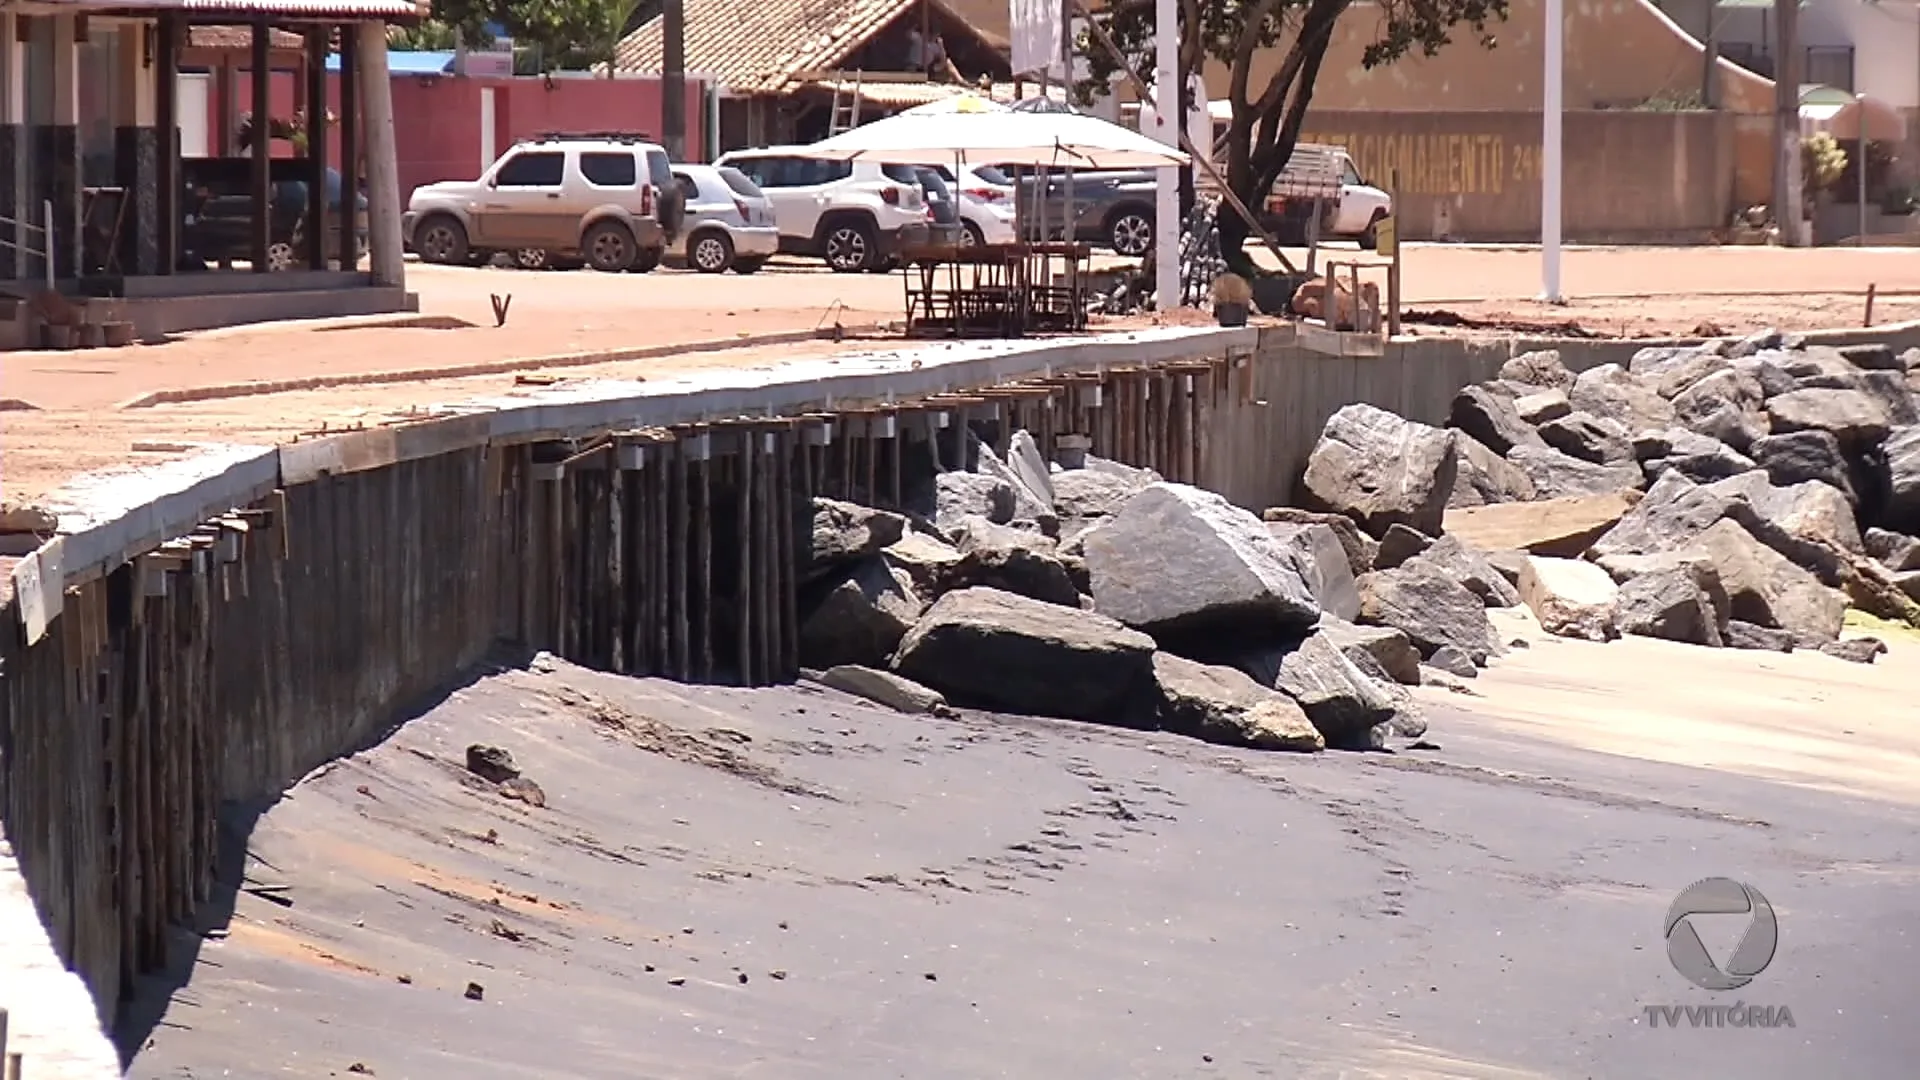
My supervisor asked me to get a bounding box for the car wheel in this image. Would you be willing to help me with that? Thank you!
[582,221,636,273]
[265,239,296,272]
[630,247,663,273]
[732,257,768,275]
[867,256,899,274]
[514,248,550,270]
[1107,210,1152,257]
[1359,211,1385,252]
[416,214,469,265]
[960,222,985,247]
[824,221,876,273]
[688,230,734,274]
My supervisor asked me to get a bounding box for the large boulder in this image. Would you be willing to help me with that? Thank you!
[1613,564,1729,647]
[944,516,1083,608]
[1085,483,1319,635]
[1839,343,1903,372]
[1635,428,1757,485]
[1515,388,1574,425]
[1748,430,1859,505]
[1765,388,1892,450]
[1517,556,1620,642]
[1449,431,1538,507]
[970,437,1059,536]
[1150,652,1324,752]
[1313,615,1423,686]
[1588,470,1745,569]
[1266,521,1362,622]
[882,530,966,597]
[1268,631,1404,749]
[1688,519,1847,645]
[1569,363,1677,433]
[1669,367,1770,452]
[800,558,926,669]
[1883,425,1920,534]
[1508,444,1645,500]
[1052,467,1148,523]
[1299,403,1459,537]
[890,587,1157,723]
[1538,411,1635,465]
[931,471,1018,533]
[1355,561,1500,665]
[1500,349,1576,391]
[1865,528,1920,572]
[1263,507,1380,577]
[1650,351,1735,400]
[1708,473,1864,557]
[807,498,908,584]
[1443,490,1640,559]
[1860,371,1920,428]
[1407,534,1523,608]
[1450,383,1546,455]
[1731,353,1799,399]
[1374,524,1433,570]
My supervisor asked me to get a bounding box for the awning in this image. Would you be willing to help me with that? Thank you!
[1801,91,1908,142]
[56,0,427,18]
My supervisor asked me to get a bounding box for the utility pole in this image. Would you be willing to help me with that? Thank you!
[1774,0,1803,245]
[663,0,687,160]
[1152,0,1180,312]
[1541,0,1563,302]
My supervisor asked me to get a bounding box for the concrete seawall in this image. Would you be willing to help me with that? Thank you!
[3,318,1917,1073]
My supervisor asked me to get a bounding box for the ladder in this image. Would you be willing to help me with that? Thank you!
[828,71,864,135]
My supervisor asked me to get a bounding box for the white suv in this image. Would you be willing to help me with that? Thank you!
[715,148,931,273]
[404,132,684,272]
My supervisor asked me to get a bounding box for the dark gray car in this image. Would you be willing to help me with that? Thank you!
[994,166,1158,256]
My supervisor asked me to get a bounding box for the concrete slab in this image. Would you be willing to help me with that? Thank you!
[0,827,123,1079]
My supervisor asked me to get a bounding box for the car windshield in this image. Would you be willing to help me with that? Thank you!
[968,165,1012,187]
[716,166,764,199]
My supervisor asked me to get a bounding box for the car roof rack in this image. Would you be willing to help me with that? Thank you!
[529,130,656,144]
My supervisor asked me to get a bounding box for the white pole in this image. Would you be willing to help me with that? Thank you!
[1541,0,1563,302]
[1152,0,1180,311]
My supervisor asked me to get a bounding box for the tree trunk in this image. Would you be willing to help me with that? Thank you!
[1217,196,1256,279]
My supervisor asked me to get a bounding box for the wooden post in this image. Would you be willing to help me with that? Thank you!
[250,19,272,272]
[777,431,799,681]
[694,434,713,683]
[339,28,359,260]
[1865,282,1877,327]
[736,432,754,686]
[669,441,690,681]
[305,28,330,269]
[155,15,180,275]
[1387,168,1402,337]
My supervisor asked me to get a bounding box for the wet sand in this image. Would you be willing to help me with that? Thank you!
[124,645,1920,1079]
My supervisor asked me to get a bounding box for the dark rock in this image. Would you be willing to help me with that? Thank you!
[1726,329,1784,359]
[1268,631,1402,748]
[1883,425,1920,533]
[801,558,926,669]
[1426,646,1478,678]
[1860,371,1920,427]
[1052,468,1146,523]
[1646,447,1762,486]
[1299,403,1459,538]
[1725,621,1795,652]
[1730,353,1800,399]
[1448,430,1537,508]
[945,516,1082,608]
[1515,388,1573,425]
[1864,528,1920,572]
[1669,367,1770,452]
[1150,652,1324,752]
[1374,524,1433,570]
[817,665,950,715]
[1897,571,1920,603]
[1708,472,1864,556]
[1689,519,1847,645]
[1499,349,1576,391]
[1749,430,1859,505]
[1613,565,1727,646]
[1588,470,1744,568]
[1508,444,1645,500]
[466,744,521,784]
[1650,351,1734,400]
[1356,562,1499,664]
[891,587,1157,723]
[1314,614,1423,685]
[1839,343,1903,371]
[1539,411,1635,464]
[1086,483,1319,635]
[1819,637,1887,664]
[1450,383,1546,456]
[1262,508,1380,576]
[1407,534,1523,608]
[1569,363,1677,433]
[1765,388,1893,450]
[807,498,908,584]
[881,531,966,598]
[1266,521,1361,622]
[499,777,547,807]
[1484,549,1529,588]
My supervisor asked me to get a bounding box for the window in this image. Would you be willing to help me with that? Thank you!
[645,149,674,189]
[1804,46,1854,94]
[730,156,788,187]
[798,160,852,185]
[969,165,1012,187]
[1341,160,1362,187]
[673,171,701,200]
[882,164,921,185]
[717,166,765,199]
[494,151,564,187]
[580,151,637,188]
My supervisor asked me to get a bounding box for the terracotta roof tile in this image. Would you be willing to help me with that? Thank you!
[617,0,971,94]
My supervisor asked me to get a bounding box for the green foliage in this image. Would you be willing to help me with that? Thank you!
[1802,132,1847,195]
[398,0,645,72]
[1076,0,1509,275]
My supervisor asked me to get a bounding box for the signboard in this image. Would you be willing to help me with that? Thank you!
[1375,214,1397,259]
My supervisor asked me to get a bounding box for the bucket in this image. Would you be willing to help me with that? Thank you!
[1215,301,1249,328]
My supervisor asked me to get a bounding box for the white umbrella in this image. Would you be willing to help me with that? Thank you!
[792,108,1188,169]
[899,94,1011,116]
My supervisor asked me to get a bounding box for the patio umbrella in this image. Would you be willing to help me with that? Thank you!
[790,108,1188,169]
[899,94,1011,116]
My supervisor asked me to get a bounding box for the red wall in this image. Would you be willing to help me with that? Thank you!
[213,73,705,201]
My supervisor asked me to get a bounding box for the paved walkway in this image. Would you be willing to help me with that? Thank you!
[0,826,123,1079]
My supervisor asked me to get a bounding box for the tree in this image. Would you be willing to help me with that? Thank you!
[1077,0,1508,279]
[403,0,645,74]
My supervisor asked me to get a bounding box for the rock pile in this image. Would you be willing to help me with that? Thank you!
[799,432,1441,755]
[1314,334,1920,660]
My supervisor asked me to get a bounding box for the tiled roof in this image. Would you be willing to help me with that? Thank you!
[615,0,973,94]
[799,78,1072,109]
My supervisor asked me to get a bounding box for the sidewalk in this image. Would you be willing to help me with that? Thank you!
[0,826,123,1079]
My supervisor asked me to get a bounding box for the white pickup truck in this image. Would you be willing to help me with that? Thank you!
[1260,143,1394,250]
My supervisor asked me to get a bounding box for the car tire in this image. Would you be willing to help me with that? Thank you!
[514,248,550,270]
[582,221,637,273]
[732,257,768,275]
[415,214,469,265]
[688,229,734,274]
[1359,211,1386,252]
[630,247,663,273]
[823,220,877,273]
[960,221,985,247]
[1107,209,1153,257]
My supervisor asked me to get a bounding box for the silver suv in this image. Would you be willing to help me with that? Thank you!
[404,133,684,272]
[715,149,931,273]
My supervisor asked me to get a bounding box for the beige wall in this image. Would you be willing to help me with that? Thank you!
[1300,109,1737,241]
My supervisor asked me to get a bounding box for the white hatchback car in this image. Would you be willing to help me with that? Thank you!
[666,164,780,274]
[927,163,1017,245]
